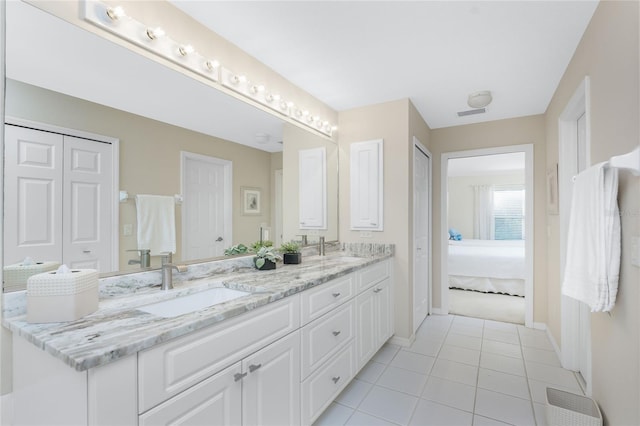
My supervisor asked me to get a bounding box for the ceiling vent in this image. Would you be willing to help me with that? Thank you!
[457,108,486,117]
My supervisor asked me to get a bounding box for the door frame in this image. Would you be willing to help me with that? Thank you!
[5,116,120,272]
[558,76,592,395]
[180,151,232,259]
[440,144,534,327]
[413,137,432,331]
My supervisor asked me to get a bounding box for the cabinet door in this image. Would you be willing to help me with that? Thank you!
[373,278,393,347]
[299,147,327,229]
[356,288,377,370]
[350,139,383,230]
[242,331,301,426]
[139,362,242,426]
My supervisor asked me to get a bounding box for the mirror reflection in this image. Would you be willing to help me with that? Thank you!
[3,1,337,290]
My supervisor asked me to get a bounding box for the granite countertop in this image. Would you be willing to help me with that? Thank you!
[3,246,392,372]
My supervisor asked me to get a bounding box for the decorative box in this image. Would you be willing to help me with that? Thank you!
[3,261,60,292]
[27,269,99,323]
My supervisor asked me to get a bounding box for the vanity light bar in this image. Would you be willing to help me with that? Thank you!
[83,0,334,137]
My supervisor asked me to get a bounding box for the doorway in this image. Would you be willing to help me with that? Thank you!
[440,144,534,327]
[181,152,232,260]
[413,138,432,333]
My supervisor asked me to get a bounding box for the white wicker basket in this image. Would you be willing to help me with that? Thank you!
[3,261,60,292]
[546,387,602,426]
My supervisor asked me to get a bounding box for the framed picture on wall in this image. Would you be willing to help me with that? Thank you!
[547,164,559,215]
[242,187,261,215]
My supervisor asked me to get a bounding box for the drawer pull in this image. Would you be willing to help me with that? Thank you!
[332,330,341,337]
[249,363,262,373]
[373,288,383,293]
[234,372,247,382]
[332,292,341,298]
[332,376,341,384]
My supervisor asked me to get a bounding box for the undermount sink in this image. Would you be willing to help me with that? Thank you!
[138,288,250,318]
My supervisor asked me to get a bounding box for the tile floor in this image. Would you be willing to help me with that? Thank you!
[314,315,584,426]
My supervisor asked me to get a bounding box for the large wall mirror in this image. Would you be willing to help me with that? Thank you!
[3,1,338,289]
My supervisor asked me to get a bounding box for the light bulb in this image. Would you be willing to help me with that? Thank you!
[106,6,125,21]
[178,44,194,56]
[146,27,165,40]
[205,60,220,71]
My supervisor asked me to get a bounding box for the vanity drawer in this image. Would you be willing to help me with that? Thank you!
[138,295,299,413]
[357,259,390,292]
[301,273,355,325]
[302,341,354,425]
[301,300,355,379]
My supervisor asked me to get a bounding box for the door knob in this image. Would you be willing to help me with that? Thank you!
[216,237,223,242]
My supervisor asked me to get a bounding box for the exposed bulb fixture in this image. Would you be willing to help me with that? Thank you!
[178,44,194,56]
[204,60,220,71]
[279,100,288,111]
[106,6,125,21]
[146,27,165,40]
[264,92,274,103]
[467,90,492,109]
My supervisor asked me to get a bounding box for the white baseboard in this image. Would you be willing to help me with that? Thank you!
[389,334,414,347]
[2,393,13,426]
[533,322,547,330]
[430,308,448,315]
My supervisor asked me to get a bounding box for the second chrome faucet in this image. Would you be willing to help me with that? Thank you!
[160,253,187,290]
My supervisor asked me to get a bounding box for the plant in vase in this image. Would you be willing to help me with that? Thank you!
[279,241,301,264]
[249,240,273,252]
[253,246,282,270]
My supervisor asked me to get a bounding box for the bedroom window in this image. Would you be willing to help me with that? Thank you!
[493,186,525,240]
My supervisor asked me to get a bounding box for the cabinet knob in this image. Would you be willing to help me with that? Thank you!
[370,223,377,226]
[332,330,341,337]
[332,376,340,384]
[332,292,341,298]
[248,363,262,373]
[83,250,91,254]
[234,372,247,382]
[374,288,383,293]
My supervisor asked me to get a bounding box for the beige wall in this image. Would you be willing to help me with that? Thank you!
[5,79,274,270]
[430,115,547,322]
[544,1,639,423]
[338,99,431,342]
[448,173,525,239]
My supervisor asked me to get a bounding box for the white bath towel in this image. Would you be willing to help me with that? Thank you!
[135,195,176,256]
[562,162,620,312]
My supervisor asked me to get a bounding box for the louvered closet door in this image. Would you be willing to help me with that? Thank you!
[63,135,113,271]
[4,125,64,265]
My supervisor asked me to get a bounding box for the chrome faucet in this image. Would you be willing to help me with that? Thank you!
[161,262,187,290]
[127,249,150,268]
[318,236,326,256]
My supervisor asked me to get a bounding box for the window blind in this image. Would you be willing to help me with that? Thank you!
[493,185,525,240]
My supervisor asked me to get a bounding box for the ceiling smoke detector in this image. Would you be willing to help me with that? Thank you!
[467,90,492,109]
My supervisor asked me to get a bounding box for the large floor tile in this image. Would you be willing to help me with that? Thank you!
[372,344,401,364]
[377,366,428,396]
[345,411,398,426]
[480,352,525,377]
[528,379,583,404]
[450,324,484,338]
[335,379,373,409]
[430,358,479,386]
[453,316,485,328]
[484,320,518,333]
[534,402,547,426]
[445,333,483,351]
[525,362,581,389]
[356,361,386,383]
[482,340,522,359]
[313,402,354,426]
[438,344,481,366]
[472,415,513,426]
[522,346,561,367]
[409,399,473,426]
[358,386,419,425]
[404,337,443,357]
[421,376,476,412]
[478,368,530,400]
[391,350,436,374]
[474,389,535,425]
[519,332,554,351]
[483,328,520,345]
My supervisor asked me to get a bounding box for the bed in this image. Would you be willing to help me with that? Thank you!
[448,239,525,297]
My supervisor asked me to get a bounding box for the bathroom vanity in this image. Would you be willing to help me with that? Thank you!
[5,247,393,425]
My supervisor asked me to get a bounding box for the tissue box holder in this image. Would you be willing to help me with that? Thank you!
[27,269,99,323]
[3,261,60,292]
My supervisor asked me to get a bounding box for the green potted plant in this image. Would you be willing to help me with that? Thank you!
[279,241,301,264]
[249,240,273,252]
[253,246,281,270]
[224,243,249,256]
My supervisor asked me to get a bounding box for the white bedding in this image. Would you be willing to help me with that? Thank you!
[448,239,525,296]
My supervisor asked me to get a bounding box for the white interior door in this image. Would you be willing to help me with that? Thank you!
[63,135,113,271]
[413,142,431,332]
[182,152,232,260]
[4,125,63,265]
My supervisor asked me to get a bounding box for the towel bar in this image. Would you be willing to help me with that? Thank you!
[119,191,183,204]
[609,146,640,176]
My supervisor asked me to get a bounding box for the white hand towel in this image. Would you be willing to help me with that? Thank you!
[135,195,176,256]
[562,162,620,312]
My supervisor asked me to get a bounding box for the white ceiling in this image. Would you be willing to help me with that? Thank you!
[448,152,525,177]
[170,0,599,129]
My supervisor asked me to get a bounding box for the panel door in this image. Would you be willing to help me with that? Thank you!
[182,155,230,260]
[350,139,383,230]
[139,362,242,426]
[242,331,301,426]
[413,145,430,331]
[299,147,327,229]
[375,278,393,346]
[63,135,113,271]
[4,125,63,265]
[355,289,377,370]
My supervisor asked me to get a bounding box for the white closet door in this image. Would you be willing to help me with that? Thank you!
[63,135,113,271]
[299,147,327,229]
[4,125,63,265]
[350,139,383,231]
